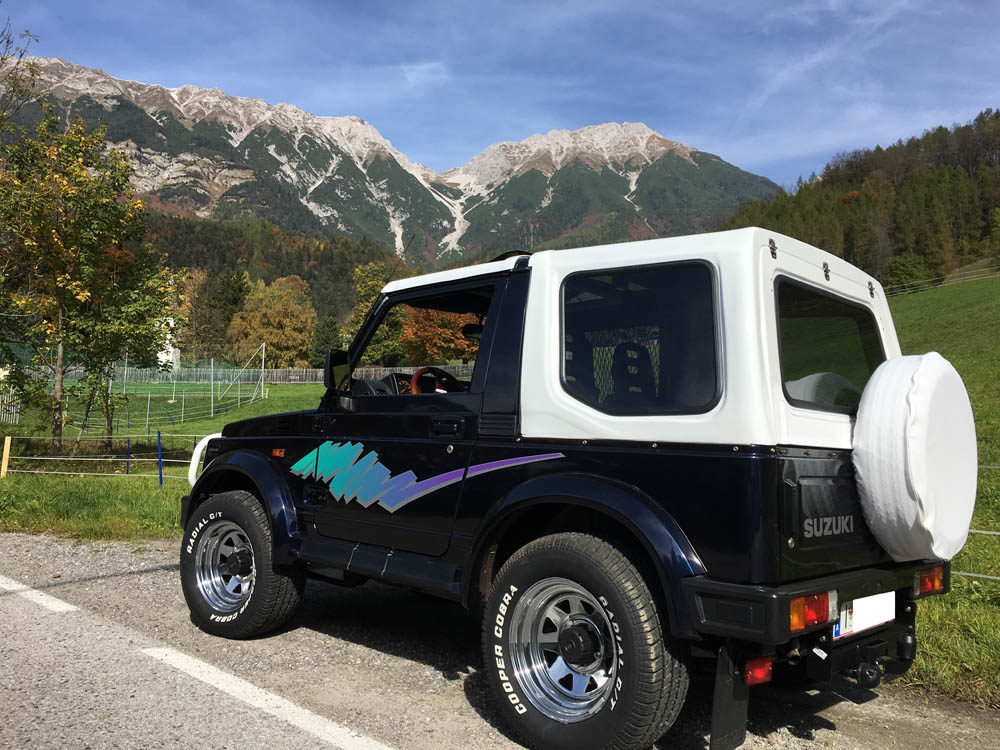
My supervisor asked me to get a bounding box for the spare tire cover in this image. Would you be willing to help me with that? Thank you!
[852,352,977,562]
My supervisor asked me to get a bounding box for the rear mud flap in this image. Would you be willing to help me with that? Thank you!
[710,645,748,750]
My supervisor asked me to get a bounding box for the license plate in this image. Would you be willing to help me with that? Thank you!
[832,590,896,640]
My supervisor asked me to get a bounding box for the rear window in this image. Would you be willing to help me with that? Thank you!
[776,278,885,414]
[562,262,718,415]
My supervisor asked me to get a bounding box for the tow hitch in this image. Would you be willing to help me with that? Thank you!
[849,661,882,689]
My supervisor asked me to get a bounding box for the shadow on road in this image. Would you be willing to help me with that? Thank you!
[290,577,526,744]
[656,676,843,749]
[290,578,856,749]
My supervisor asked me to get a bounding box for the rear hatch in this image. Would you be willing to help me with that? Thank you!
[773,276,891,581]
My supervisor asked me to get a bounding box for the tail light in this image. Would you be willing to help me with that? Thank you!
[914,566,944,597]
[789,590,838,632]
[745,655,773,686]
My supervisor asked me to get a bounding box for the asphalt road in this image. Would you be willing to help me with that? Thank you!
[1,532,997,750]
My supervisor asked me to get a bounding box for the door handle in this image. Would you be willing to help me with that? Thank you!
[431,418,462,437]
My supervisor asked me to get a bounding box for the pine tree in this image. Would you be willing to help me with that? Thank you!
[309,315,342,368]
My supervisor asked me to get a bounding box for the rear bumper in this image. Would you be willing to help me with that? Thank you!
[682,561,949,645]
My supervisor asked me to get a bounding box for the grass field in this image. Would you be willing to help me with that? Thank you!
[11,383,325,441]
[888,276,1000,706]
[1,278,998,704]
[0,384,325,538]
[0,475,180,539]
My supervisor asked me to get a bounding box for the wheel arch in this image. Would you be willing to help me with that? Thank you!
[186,449,302,566]
[462,474,706,639]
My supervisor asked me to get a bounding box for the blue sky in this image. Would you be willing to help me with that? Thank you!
[12,0,999,188]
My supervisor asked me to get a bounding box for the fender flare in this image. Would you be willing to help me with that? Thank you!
[462,473,706,639]
[186,449,302,566]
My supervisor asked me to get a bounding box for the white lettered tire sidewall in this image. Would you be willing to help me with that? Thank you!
[180,490,302,639]
[484,535,665,750]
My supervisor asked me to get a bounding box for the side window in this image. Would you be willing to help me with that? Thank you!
[354,285,495,394]
[562,262,718,415]
[776,279,885,414]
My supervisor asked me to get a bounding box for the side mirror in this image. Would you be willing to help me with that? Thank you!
[324,349,351,391]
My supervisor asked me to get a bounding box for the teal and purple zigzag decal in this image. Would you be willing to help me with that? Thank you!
[290,441,564,513]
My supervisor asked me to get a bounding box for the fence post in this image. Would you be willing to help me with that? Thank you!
[210,359,214,418]
[181,390,185,424]
[146,392,151,436]
[157,430,163,487]
[126,438,130,475]
[238,381,241,407]
[0,435,11,478]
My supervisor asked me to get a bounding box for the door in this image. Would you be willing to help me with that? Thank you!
[307,279,503,556]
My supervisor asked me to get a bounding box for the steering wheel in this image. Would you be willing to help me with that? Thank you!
[410,366,466,394]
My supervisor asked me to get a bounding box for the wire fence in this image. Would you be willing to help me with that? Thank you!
[65,386,265,436]
[0,432,207,486]
[885,264,1000,297]
[44,362,474,387]
[1,383,21,425]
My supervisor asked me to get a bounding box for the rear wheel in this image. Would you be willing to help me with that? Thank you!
[180,490,304,638]
[483,532,689,750]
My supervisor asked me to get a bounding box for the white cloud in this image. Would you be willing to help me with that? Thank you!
[400,61,449,89]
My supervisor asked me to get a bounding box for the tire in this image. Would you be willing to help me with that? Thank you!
[180,490,304,639]
[853,352,977,561]
[483,532,688,750]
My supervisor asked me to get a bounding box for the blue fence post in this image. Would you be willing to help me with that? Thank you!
[126,438,130,475]
[157,430,163,487]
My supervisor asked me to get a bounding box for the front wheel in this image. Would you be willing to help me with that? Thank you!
[180,490,304,639]
[483,533,689,750]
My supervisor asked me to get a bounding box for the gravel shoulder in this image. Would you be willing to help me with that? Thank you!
[1,532,998,749]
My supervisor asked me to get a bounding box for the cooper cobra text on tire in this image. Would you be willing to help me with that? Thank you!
[180,490,304,639]
[483,532,689,750]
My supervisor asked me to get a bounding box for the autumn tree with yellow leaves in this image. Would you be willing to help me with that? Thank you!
[0,109,176,453]
[226,275,317,368]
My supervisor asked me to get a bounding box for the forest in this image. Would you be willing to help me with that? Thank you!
[721,108,1000,288]
[148,214,399,366]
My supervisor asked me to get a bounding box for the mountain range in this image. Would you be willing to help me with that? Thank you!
[23,58,780,266]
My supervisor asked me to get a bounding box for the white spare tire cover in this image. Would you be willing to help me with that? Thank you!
[853,352,977,562]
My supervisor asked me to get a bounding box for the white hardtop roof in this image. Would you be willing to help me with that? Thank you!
[382,256,523,294]
[381,227,880,297]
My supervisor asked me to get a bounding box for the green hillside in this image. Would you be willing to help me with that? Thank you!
[722,108,1000,286]
[457,153,779,256]
[889,276,1000,706]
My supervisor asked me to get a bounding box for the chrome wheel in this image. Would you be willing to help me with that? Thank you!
[194,520,256,612]
[508,577,617,722]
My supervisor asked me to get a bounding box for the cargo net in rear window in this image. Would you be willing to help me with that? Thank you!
[562,262,718,416]
[572,326,662,406]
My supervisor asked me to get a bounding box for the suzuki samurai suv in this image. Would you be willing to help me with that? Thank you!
[181,227,976,750]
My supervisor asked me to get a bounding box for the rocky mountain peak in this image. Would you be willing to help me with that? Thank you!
[18,57,778,264]
[442,122,697,191]
[28,57,413,171]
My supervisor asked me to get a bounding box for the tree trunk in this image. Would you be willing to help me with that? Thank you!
[72,389,97,457]
[51,339,64,456]
[103,376,114,452]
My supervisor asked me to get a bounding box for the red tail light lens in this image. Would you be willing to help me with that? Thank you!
[790,590,838,632]
[745,655,773,686]
[915,566,944,597]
